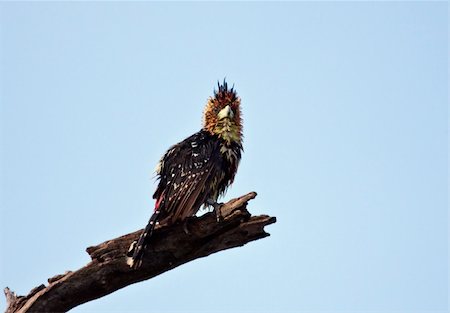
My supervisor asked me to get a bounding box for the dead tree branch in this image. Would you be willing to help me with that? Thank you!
[4,192,276,313]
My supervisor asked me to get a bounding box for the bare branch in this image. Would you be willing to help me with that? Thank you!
[4,192,276,313]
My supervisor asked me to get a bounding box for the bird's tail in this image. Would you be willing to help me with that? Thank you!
[127,197,164,269]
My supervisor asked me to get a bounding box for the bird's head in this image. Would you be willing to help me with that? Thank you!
[203,80,243,145]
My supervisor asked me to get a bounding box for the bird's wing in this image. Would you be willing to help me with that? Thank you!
[154,131,221,223]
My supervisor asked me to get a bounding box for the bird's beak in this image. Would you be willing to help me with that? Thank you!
[217,105,234,120]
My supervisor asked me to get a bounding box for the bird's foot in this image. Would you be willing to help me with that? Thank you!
[206,199,224,222]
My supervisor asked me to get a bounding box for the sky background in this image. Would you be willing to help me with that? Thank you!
[0,2,448,312]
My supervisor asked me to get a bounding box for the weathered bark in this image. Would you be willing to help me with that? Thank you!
[4,192,275,313]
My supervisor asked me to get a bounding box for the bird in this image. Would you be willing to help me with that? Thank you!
[127,80,243,269]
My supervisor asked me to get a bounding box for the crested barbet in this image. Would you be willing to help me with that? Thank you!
[127,81,243,269]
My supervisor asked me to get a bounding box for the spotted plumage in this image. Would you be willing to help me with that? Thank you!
[127,81,243,269]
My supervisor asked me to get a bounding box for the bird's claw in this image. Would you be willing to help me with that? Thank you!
[216,209,224,223]
[206,199,224,223]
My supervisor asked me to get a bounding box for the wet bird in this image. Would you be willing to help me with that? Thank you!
[127,81,243,269]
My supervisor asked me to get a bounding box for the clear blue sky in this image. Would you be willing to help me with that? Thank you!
[0,2,447,312]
